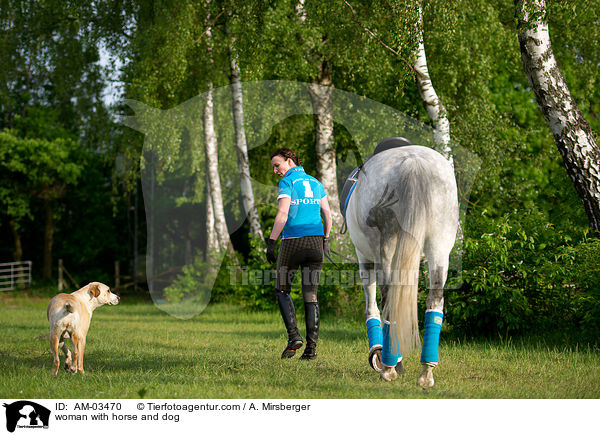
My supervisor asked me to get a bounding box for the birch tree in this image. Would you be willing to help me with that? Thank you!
[204,85,235,254]
[204,5,234,255]
[205,175,219,256]
[297,0,343,231]
[414,2,452,162]
[227,22,265,243]
[309,71,343,230]
[516,0,600,233]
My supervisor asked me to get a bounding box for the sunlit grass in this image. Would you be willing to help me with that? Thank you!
[1,297,599,399]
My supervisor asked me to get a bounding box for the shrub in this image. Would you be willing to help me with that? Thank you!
[446,208,599,340]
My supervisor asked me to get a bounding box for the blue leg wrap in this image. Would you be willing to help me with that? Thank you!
[420,311,443,363]
[366,318,383,350]
[381,321,402,367]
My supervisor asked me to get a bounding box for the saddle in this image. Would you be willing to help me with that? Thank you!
[339,137,412,231]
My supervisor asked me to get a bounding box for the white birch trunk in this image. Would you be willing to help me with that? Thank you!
[296,0,342,230]
[204,1,231,260]
[228,36,264,243]
[308,70,343,231]
[205,174,218,257]
[414,4,453,164]
[204,82,233,254]
[516,0,600,232]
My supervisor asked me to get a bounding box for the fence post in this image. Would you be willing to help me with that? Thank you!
[58,259,64,292]
[115,260,120,290]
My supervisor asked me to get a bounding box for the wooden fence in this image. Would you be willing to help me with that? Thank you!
[0,261,32,291]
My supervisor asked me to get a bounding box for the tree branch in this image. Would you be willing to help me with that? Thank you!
[342,0,415,73]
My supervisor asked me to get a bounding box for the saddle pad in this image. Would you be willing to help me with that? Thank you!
[340,166,361,219]
[339,137,412,219]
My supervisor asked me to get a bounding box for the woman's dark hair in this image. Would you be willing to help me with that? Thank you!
[271,148,301,166]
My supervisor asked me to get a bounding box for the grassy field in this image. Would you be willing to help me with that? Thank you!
[1,294,599,399]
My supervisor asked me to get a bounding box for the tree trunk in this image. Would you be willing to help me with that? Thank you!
[42,198,54,279]
[228,36,264,243]
[205,173,219,257]
[309,62,343,231]
[296,0,343,231]
[204,81,234,255]
[414,3,453,163]
[9,219,23,262]
[516,0,600,233]
[202,5,233,256]
[133,183,139,291]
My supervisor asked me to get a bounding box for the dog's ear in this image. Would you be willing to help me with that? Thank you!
[89,283,101,298]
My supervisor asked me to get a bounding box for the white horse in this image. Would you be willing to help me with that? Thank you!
[345,142,458,386]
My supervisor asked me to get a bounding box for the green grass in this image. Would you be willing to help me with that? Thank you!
[1,295,599,399]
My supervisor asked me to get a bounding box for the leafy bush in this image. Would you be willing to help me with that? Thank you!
[446,208,599,341]
[163,236,365,316]
[163,250,239,305]
[546,236,600,339]
[446,216,534,335]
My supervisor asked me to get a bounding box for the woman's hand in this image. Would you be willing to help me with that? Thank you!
[323,237,330,257]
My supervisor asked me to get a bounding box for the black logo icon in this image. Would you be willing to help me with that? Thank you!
[3,401,50,433]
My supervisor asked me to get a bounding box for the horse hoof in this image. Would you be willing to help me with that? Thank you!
[380,367,398,382]
[368,346,383,373]
[396,360,405,375]
[417,363,435,388]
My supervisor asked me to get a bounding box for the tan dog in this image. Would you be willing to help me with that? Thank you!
[47,282,119,376]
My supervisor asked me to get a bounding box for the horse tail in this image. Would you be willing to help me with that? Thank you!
[382,157,431,356]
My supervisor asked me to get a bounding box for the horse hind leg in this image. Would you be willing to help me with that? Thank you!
[378,241,408,382]
[379,227,422,382]
[380,320,402,381]
[418,249,449,388]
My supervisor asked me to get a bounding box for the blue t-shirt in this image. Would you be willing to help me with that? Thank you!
[277,166,326,239]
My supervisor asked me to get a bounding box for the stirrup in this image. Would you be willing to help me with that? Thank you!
[281,339,303,359]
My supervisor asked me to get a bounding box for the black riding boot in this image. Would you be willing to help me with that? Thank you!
[300,302,319,360]
[277,291,303,358]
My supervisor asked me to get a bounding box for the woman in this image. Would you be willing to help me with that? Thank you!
[267,148,332,360]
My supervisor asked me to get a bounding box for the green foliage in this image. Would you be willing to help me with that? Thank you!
[163,254,221,305]
[229,237,278,310]
[447,213,536,335]
[447,208,600,341]
[545,236,600,337]
[163,236,365,316]
[0,128,83,227]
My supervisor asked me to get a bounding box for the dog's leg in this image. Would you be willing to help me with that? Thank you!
[78,336,86,375]
[71,333,80,374]
[59,332,74,372]
[72,333,86,375]
[50,333,60,377]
